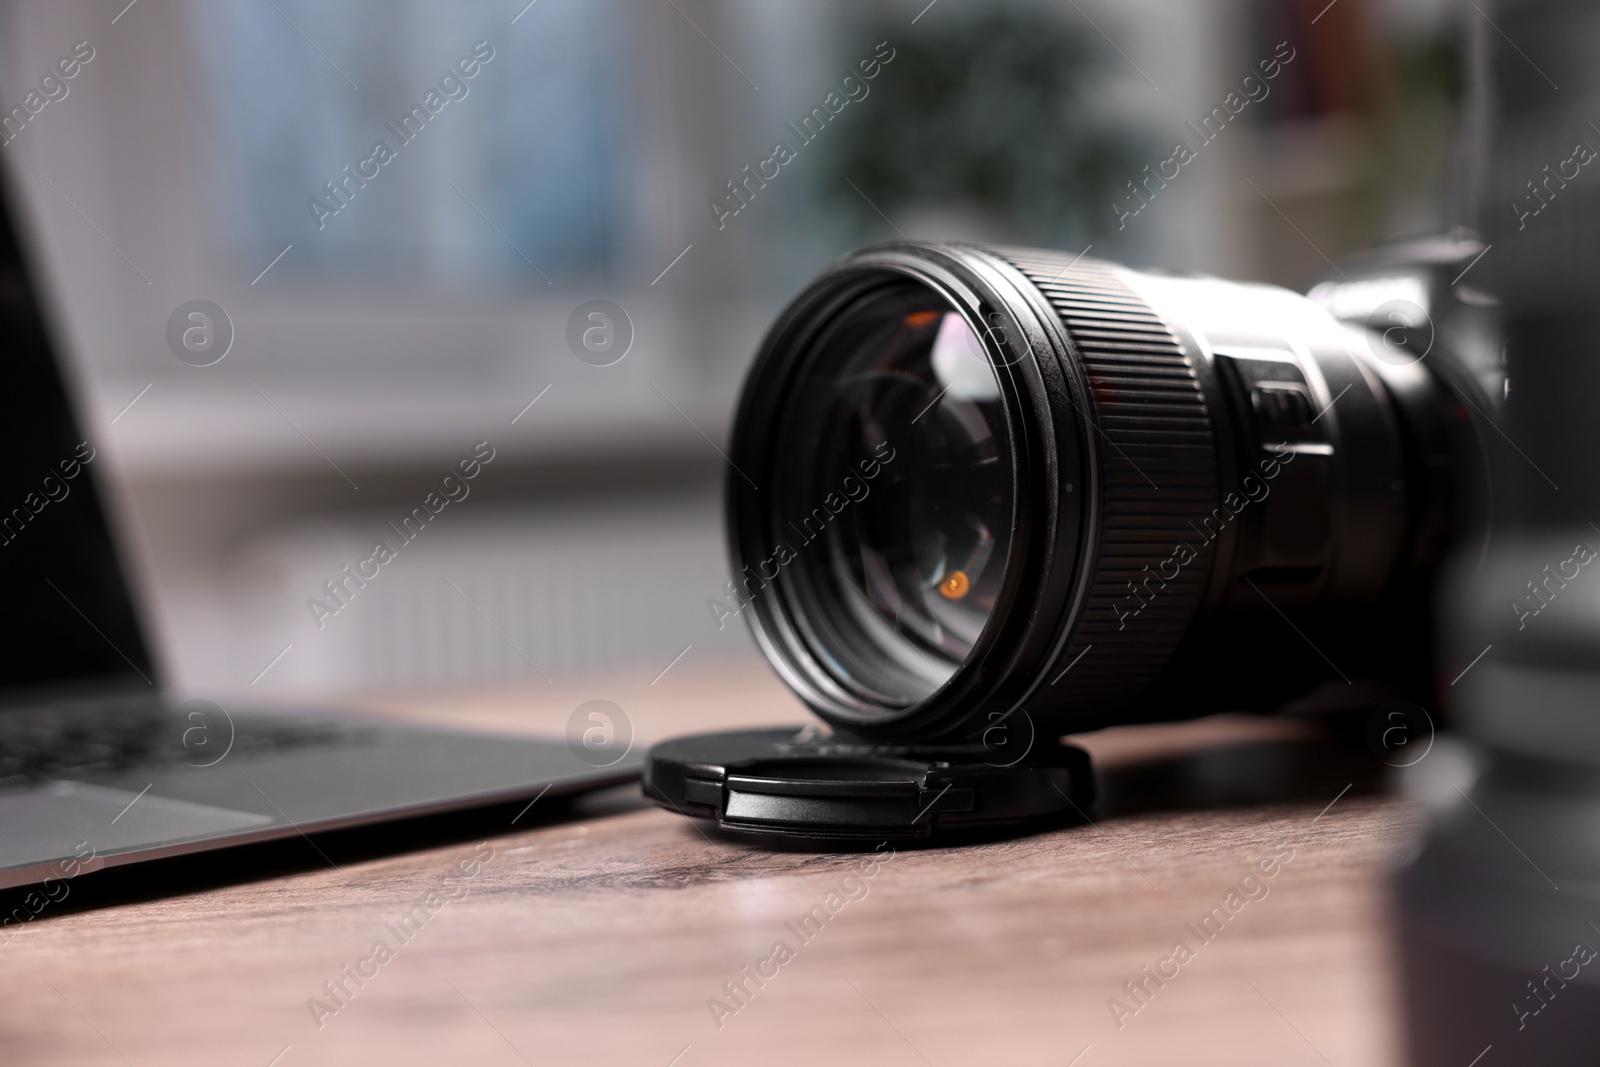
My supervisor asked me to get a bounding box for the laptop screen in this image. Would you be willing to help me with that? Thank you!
[0,174,155,697]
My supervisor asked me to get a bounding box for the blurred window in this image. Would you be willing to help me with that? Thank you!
[196,0,626,284]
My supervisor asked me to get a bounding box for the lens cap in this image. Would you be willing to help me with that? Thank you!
[643,727,1094,843]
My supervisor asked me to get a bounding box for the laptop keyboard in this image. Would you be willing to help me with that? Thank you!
[0,698,358,793]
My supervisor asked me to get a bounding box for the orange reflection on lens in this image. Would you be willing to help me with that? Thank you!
[938,571,971,599]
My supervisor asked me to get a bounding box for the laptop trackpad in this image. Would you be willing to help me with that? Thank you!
[0,781,273,871]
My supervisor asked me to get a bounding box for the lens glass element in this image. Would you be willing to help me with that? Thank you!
[769,281,1015,708]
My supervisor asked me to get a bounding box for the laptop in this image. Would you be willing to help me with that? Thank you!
[0,168,642,893]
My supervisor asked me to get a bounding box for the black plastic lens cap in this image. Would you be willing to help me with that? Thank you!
[643,727,1094,843]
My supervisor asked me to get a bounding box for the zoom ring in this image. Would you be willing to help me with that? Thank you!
[997,248,1221,724]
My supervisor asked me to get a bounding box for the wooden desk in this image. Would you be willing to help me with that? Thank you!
[0,665,1416,1066]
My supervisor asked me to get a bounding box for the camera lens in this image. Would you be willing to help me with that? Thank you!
[770,281,1017,707]
[727,241,1494,742]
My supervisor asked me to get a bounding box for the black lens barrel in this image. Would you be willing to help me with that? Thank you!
[992,249,1224,727]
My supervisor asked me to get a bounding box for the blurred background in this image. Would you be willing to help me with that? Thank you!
[0,0,1467,703]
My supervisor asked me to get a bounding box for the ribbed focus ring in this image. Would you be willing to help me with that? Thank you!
[997,248,1221,719]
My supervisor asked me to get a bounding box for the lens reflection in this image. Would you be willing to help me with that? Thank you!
[773,282,1014,707]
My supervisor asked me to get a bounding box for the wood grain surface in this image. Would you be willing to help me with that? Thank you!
[0,664,1420,1066]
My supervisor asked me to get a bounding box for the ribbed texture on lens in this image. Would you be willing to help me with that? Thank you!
[995,248,1221,718]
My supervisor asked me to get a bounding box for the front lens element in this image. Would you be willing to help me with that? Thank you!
[771,281,1015,708]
